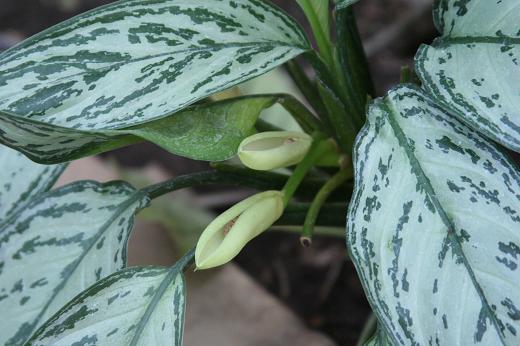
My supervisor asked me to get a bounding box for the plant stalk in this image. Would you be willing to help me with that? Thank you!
[276,202,347,229]
[141,170,290,200]
[301,168,352,246]
[281,132,329,206]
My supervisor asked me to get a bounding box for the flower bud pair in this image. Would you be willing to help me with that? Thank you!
[195,190,284,269]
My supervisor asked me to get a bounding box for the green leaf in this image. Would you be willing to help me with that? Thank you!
[336,0,360,10]
[0,181,149,345]
[0,0,308,163]
[28,251,194,346]
[415,0,520,152]
[0,95,278,163]
[348,85,520,345]
[296,0,333,67]
[297,0,330,37]
[125,95,278,161]
[0,145,65,221]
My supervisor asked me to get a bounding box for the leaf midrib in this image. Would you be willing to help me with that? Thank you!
[382,96,507,345]
[128,250,193,346]
[435,35,520,46]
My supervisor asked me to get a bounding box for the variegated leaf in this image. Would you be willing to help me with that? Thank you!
[28,251,194,346]
[366,327,393,346]
[0,0,308,163]
[0,145,65,221]
[348,85,520,345]
[416,0,520,152]
[0,95,278,164]
[336,0,360,10]
[0,181,149,345]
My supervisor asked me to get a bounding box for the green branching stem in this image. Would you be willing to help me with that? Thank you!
[211,162,353,201]
[142,166,350,202]
[281,132,330,206]
[272,225,345,238]
[276,202,347,229]
[301,168,352,246]
[141,171,281,200]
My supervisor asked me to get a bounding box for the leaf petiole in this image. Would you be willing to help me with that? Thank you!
[281,132,330,206]
[301,167,352,246]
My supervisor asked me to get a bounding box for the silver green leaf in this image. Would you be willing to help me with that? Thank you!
[365,327,393,346]
[416,0,520,152]
[336,0,360,10]
[348,85,520,345]
[0,0,308,163]
[0,95,278,164]
[28,251,194,346]
[0,181,149,345]
[0,145,65,221]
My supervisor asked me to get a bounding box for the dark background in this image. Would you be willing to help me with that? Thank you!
[0,1,437,344]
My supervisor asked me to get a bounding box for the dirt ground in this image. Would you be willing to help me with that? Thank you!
[0,1,437,344]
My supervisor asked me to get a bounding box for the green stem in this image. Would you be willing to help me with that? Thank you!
[271,226,344,238]
[275,202,347,228]
[143,164,351,202]
[211,162,353,202]
[141,170,294,200]
[285,60,327,117]
[281,132,329,206]
[301,168,352,245]
[356,313,377,346]
[209,162,323,196]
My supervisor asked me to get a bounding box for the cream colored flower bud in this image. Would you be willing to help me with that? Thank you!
[238,131,312,170]
[195,190,284,269]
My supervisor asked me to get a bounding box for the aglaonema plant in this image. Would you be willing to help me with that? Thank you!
[0,0,518,345]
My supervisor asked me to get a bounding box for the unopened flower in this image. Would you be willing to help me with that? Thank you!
[195,190,284,269]
[238,131,312,171]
